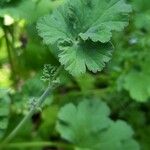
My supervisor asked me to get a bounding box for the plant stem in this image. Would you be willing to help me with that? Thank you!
[3,86,51,144]
[3,26,16,82]
[2,66,63,144]
[0,141,73,149]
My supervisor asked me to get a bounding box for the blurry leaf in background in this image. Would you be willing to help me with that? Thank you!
[56,99,111,148]
[33,0,64,23]
[56,99,139,150]
[0,65,12,88]
[0,89,10,140]
[116,50,150,102]
[0,0,64,24]
[11,73,53,115]
[134,12,150,32]
[123,71,150,102]
[129,0,150,12]
[0,0,35,21]
[75,74,95,91]
[21,73,45,96]
[38,105,59,139]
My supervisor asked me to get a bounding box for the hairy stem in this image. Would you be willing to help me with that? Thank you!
[2,66,63,144]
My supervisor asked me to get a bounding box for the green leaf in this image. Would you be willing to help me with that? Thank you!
[56,99,111,148]
[134,12,150,32]
[0,0,13,7]
[0,0,34,20]
[56,99,139,150]
[59,40,113,76]
[123,71,150,102]
[38,105,59,139]
[37,0,131,76]
[130,0,150,12]
[75,74,95,91]
[0,89,10,140]
[97,120,138,150]
[37,0,131,44]
[116,50,150,102]
[78,0,132,43]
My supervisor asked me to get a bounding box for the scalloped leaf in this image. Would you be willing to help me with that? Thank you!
[123,71,150,102]
[37,0,131,76]
[58,40,113,76]
[56,99,140,150]
[37,0,132,44]
[118,52,150,102]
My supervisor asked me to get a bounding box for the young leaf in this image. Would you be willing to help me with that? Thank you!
[37,0,131,76]
[56,99,139,150]
[0,89,10,140]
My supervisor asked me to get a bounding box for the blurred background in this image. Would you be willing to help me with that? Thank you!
[0,0,150,150]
